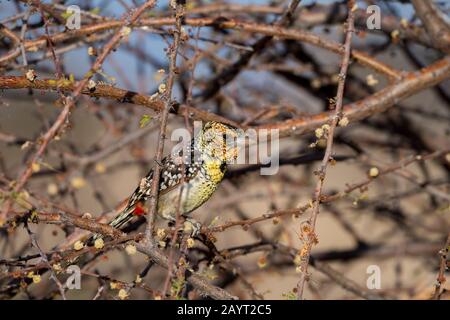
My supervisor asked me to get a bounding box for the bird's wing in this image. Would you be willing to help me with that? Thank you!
[105,143,203,232]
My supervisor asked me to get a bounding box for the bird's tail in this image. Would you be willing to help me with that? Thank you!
[86,204,137,246]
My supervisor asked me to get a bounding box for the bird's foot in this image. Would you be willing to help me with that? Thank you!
[183,218,202,238]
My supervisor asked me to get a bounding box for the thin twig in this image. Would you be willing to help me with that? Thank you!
[24,221,67,300]
[432,233,450,300]
[143,0,183,243]
[296,0,355,299]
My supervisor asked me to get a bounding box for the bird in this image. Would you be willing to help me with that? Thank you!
[89,121,240,243]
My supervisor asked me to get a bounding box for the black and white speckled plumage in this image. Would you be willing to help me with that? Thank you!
[105,121,239,234]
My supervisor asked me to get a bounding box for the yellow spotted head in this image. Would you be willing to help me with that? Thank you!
[197,121,240,163]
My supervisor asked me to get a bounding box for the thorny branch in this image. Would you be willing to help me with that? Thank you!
[296,0,355,299]
[144,0,184,243]
[0,0,158,223]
